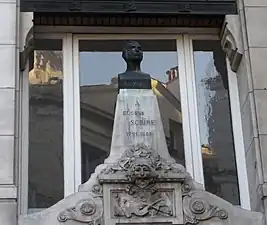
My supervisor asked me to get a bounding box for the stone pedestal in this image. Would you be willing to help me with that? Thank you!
[99,143,185,225]
[106,89,175,163]
[19,89,264,225]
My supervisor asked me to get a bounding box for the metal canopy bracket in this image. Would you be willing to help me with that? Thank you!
[21,0,237,15]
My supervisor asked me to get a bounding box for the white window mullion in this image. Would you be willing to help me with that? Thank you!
[63,33,76,196]
[73,36,82,191]
[226,58,251,210]
[176,37,194,177]
[183,35,204,187]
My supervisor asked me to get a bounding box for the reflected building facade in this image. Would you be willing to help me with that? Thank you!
[28,51,185,203]
[201,59,239,204]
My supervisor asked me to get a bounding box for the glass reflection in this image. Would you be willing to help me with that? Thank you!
[193,40,240,205]
[79,40,185,182]
[28,42,64,209]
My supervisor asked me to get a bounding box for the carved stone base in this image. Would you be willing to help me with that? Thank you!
[18,89,264,225]
[18,159,264,225]
[103,183,183,225]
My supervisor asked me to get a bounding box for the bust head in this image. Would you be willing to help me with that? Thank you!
[118,41,151,89]
[122,41,143,64]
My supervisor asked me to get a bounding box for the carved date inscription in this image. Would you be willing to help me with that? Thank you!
[122,110,156,126]
[126,131,153,137]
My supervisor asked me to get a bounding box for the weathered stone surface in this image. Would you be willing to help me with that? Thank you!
[244,0,267,7]
[255,90,267,135]
[250,47,267,90]
[241,95,254,152]
[0,3,16,45]
[0,135,14,184]
[0,45,15,88]
[19,89,264,225]
[245,7,267,47]
[0,201,17,225]
[0,89,15,135]
[236,53,249,109]
[246,138,264,212]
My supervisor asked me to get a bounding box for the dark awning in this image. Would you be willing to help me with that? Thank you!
[21,0,237,15]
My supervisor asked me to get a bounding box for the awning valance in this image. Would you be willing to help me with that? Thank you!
[21,0,237,15]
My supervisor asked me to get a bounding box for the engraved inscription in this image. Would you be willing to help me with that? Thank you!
[122,110,156,126]
[130,119,156,126]
[123,110,144,116]
[122,99,157,138]
[126,131,153,137]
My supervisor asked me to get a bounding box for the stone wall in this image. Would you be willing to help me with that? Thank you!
[227,0,267,218]
[0,1,266,224]
[0,0,19,223]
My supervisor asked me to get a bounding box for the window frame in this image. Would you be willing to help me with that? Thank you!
[20,33,67,214]
[188,35,250,209]
[72,34,195,191]
[19,31,251,215]
[72,33,250,208]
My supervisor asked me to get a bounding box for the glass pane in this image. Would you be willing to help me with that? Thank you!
[193,40,240,205]
[79,39,185,183]
[28,39,64,208]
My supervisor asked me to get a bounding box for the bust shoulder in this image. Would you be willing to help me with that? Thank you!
[118,71,151,78]
[118,71,151,89]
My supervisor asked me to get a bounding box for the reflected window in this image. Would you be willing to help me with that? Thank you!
[193,40,240,205]
[28,39,64,209]
[79,40,185,182]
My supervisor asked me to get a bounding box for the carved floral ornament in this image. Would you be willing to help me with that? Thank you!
[57,196,103,224]
[57,143,228,225]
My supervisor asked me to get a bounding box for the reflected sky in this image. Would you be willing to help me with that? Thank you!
[80,51,178,85]
[80,49,211,143]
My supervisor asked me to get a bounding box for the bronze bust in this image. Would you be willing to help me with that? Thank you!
[118,41,151,89]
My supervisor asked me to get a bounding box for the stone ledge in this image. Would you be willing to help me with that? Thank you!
[0,185,17,199]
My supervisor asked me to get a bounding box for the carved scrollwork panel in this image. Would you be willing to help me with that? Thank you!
[183,193,228,224]
[112,189,174,218]
[58,196,103,224]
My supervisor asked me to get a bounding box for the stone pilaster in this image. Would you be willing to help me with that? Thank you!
[0,0,19,223]
[223,0,267,220]
[239,0,267,219]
